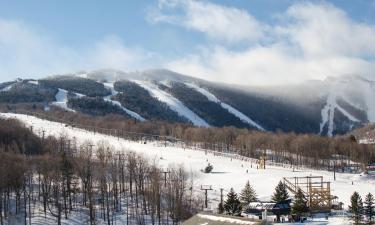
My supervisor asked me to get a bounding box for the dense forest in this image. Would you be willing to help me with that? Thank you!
[68,96,131,118]
[39,76,111,97]
[0,81,56,104]
[206,84,325,133]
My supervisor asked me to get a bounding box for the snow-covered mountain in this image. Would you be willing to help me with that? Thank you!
[0,69,373,135]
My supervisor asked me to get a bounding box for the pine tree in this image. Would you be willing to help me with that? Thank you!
[349,191,364,225]
[240,181,257,207]
[272,181,290,203]
[291,188,308,217]
[224,188,242,215]
[204,163,213,173]
[365,193,375,224]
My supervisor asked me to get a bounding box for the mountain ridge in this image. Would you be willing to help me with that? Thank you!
[0,69,373,136]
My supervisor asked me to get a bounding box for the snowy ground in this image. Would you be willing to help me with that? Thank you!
[51,88,76,112]
[1,113,374,224]
[319,88,361,136]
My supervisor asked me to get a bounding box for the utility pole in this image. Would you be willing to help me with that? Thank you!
[60,136,64,152]
[333,161,336,181]
[162,170,170,188]
[200,185,213,209]
[41,130,45,143]
[220,188,224,207]
[88,143,94,155]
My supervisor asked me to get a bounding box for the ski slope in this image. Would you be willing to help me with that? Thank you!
[103,82,146,121]
[1,112,374,216]
[133,80,209,127]
[362,80,375,122]
[185,83,265,130]
[28,80,39,85]
[51,88,76,112]
[320,92,360,136]
[0,83,14,92]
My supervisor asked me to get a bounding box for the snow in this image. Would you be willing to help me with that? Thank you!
[359,138,375,144]
[103,82,146,121]
[76,73,88,79]
[74,92,85,98]
[1,112,374,214]
[185,83,265,130]
[160,79,172,88]
[51,88,76,112]
[1,83,13,92]
[362,80,375,122]
[320,92,335,136]
[274,214,352,225]
[28,80,39,85]
[336,104,360,122]
[133,80,209,127]
[320,91,360,136]
[197,214,255,224]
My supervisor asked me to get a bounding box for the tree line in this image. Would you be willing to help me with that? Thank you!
[6,106,375,171]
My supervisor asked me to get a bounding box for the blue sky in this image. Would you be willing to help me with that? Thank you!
[0,0,375,85]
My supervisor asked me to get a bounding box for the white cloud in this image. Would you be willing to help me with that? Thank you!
[0,19,156,82]
[148,0,265,43]
[161,1,375,86]
[282,2,375,58]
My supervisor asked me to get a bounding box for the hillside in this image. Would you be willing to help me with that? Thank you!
[0,69,372,135]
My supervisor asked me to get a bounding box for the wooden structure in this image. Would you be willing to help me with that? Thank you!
[283,176,331,213]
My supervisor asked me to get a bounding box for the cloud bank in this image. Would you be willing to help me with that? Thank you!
[0,20,157,82]
[150,0,375,85]
[148,0,265,43]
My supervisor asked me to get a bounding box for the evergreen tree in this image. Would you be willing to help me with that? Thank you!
[291,188,308,217]
[204,163,213,173]
[240,181,257,207]
[350,191,364,225]
[272,181,290,203]
[224,188,242,215]
[365,193,375,224]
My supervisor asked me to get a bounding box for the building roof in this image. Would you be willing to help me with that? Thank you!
[182,213,260,225]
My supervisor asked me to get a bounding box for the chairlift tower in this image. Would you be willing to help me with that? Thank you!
[200,185,213,209]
